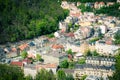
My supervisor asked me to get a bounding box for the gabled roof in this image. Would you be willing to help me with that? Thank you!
[11,61,23,67]
[52,44,64,49]
[18,43,28,51]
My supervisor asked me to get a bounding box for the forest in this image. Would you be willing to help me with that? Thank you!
[64,0,117,3]
[0,0,69,43]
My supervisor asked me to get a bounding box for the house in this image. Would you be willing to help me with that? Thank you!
[85,75,100,80]
[107,2,114,6]
[59,21,68,32]
[24,64,37,78]
[95,41,120,56]
[36,63,58,74]
[74,64,115,79]
[54,31,61,38]
[117,0,120,3]
[51,44,64,51]
[74,53,83,61]
[65,16,73,23]
[61,1,69,9]
[10,61,23,68]
[79,21,92,27]
[65,41,80,53]
[86,57,115,66]
[80,42,89,54]
[94,2,105,9]
[99,25,107,34]
[63,69,75,76]
[42,51,68,65]
[74,27,92,40]
[18,43,29,51]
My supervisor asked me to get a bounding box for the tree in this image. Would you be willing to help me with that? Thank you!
[0,64,24,80]
[66,74,74,80]
[25,75,33,80]
[114,30,120,45]
[78,58,85,64]
[36,54,42,61]
[66,49,73,55]
[35,69,55,80]
[57,70,66,80]
[109,49,120,80]
[60,60,69,68]
[21,50,28,59]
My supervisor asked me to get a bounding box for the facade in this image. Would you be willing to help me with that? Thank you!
[59,21,68,32]
[74,64,115,79]
[86,57,115,66]
[117,0,120,3]
[42,51,68,65]
[95,41,119,56]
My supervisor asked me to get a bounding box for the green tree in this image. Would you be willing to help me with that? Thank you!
[57,70,66,80]
[25,75,33,80]
[36,54,42,61]
[21,50,28,59]
[35,69,55,80]
[114,30,120,45]
[78,58,86,64]
[66,49,73,55]
[66,74,74,80]
[60,60,69,68]
[0,64,24,80]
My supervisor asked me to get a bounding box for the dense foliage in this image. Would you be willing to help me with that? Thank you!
[0,64,24,80]
[78,3,93,12]
[35,69,55,80]
[95,3,120,17]
[0,0,69,43]
[64,0,117,3]
[109,49,120,80]
[114,30,120,45]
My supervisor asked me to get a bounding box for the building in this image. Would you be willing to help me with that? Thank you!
[74,64,115,79]
[59,21,68,32]
[74,27,92,40]
[86,57,115,66]
[117,0,120,3]
[95,41,120,56]
[85,75,100,80]
[42,51,68,65]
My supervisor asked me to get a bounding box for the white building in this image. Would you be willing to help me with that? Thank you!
[99,25,107,34]
[95,41,120,56]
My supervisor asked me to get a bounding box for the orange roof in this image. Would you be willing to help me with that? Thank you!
[12,48,17,52]
[99,2,105,5]
[52,44,64,49]
[11,61,23,67]
[36,63,57,69]
[65,32,74,37]
[18,43,28,51]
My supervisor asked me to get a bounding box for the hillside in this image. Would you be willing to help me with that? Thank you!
[0,0,69,43]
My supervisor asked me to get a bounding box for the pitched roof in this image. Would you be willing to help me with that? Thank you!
[36,63,57,69]
[52,44,64,49]
[18,43,28,51]
[11,61,23,67]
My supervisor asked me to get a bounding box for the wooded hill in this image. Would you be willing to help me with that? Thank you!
[0,0,69,43]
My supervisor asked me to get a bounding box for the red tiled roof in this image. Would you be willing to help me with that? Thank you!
[11,61,23,67]
[22,58,32,63]
[12,48,17,52]
[65,32,74,37]
[52,44,64,49]
[18,44,28,51]
[99,1,105,5]
[36,63,57,69]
